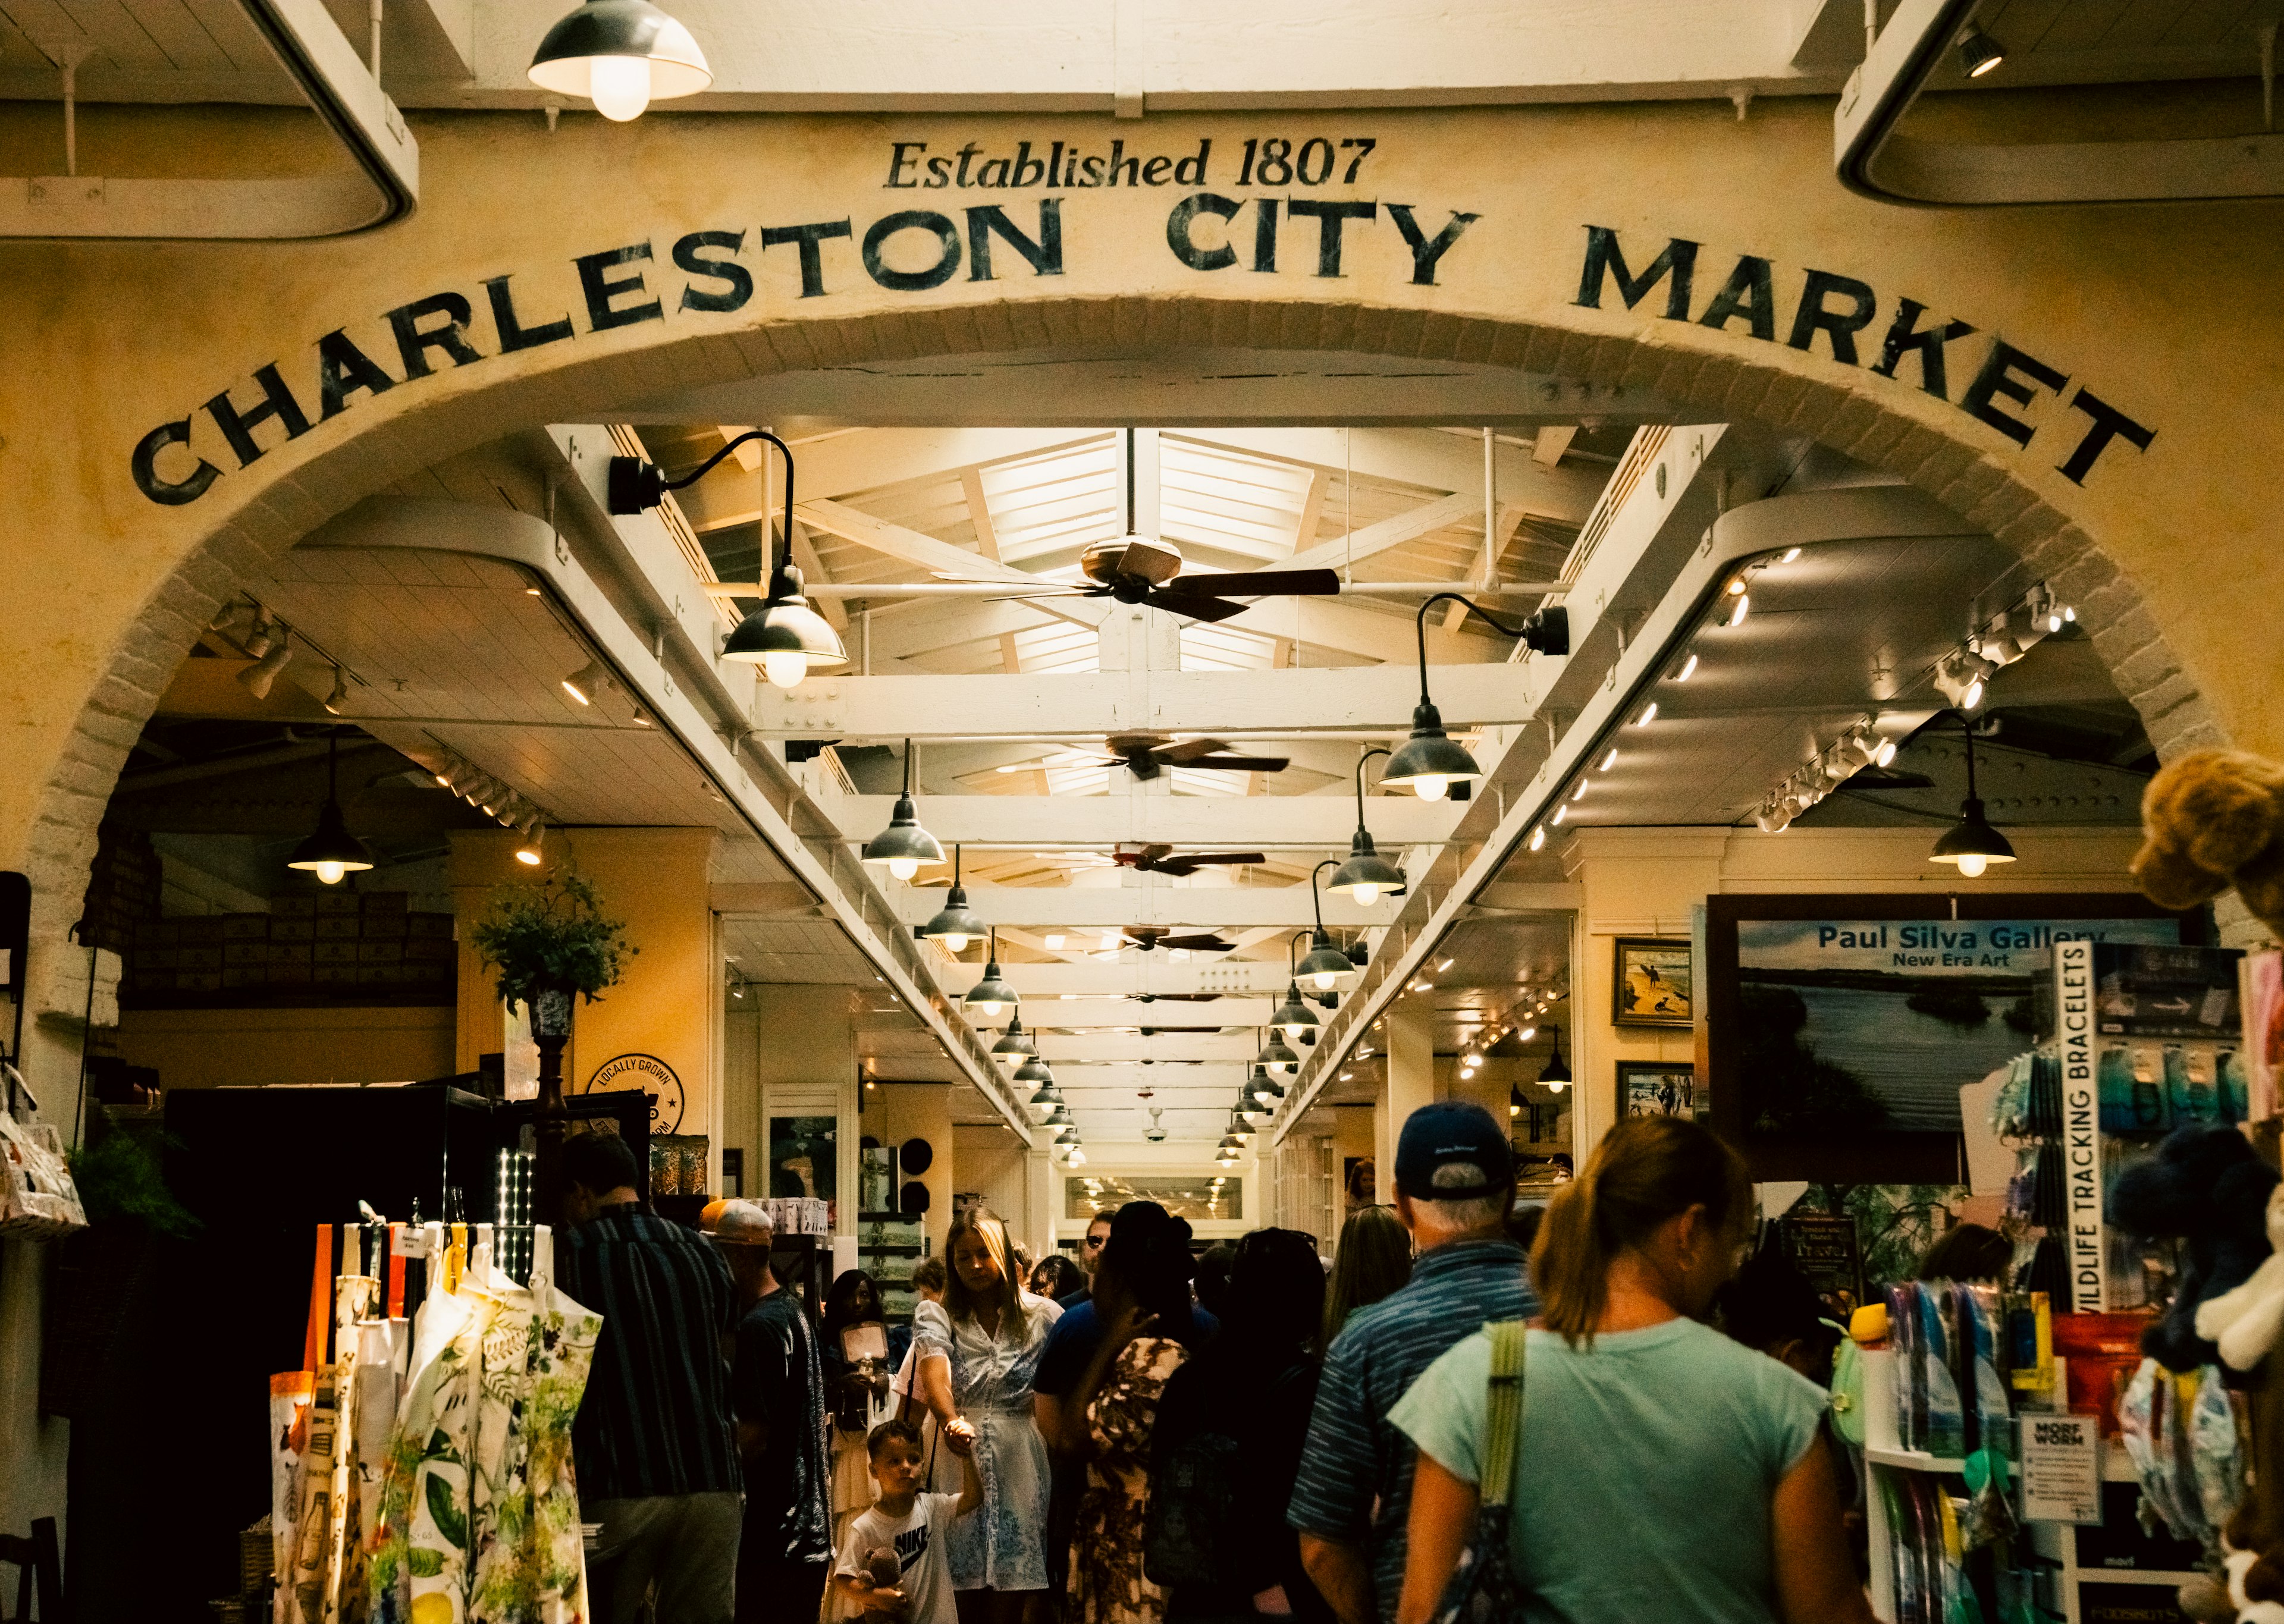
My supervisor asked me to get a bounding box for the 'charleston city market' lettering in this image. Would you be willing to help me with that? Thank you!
[131,168,1474,506]
[1574,225,2155,488]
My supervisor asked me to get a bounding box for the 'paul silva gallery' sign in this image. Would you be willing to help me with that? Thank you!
[130,134,2153,507]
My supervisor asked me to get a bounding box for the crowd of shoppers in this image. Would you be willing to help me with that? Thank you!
[557,1101,1871,1624]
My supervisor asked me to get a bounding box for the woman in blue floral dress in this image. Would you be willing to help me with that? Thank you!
[912,1210,1062,1624]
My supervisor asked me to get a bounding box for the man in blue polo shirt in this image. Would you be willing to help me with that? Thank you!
[1288,1102,1535,1624]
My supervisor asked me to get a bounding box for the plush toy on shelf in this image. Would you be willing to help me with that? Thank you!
[2131,748,2284,940]
[2110,1124,2280,1373]
[2198,1186,2284,1372]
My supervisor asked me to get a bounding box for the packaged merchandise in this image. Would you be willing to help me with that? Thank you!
[2219,1048,2251,1124]
[1891,1283,1927,1453]
[1918,1287,1967,1459]
[2097,1045,2137,1134]
[2131,1047,2169,1132]
[2005,1292,2054,1394]
[1959,1285,2012,1460]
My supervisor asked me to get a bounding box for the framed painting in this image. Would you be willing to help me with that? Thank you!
[1617,1061,1697,1119]
[1613,937,1693,1028]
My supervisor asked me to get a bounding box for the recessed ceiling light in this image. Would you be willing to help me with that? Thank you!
[1728,593,1750,627]
[1636,702,1657,726]
[1438,959,1454,972]
[1676,653,1698,682]
[1599,749,1618,772]
[1528,825,1546,852]
[1780,547,1801,563]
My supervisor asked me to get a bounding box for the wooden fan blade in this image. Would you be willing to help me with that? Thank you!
[1165,568,1344,598]
[1106,733,1170,753]
[1143,590,1247,623]
[1160,933,1234,951]
[1175,852,1268,867]
[1185,756,1289,774]
[1157,738,1234,764]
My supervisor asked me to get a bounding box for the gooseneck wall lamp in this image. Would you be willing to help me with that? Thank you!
[528,0,713,122]
[1382,594,1570,799]
[864,741,946,881]
[1328,748,1407,904]
[1298,859,1361,992]
[287,732,377,886]
[920,845,984,952]
[608,429,846,689]
[1929,712,2017,879]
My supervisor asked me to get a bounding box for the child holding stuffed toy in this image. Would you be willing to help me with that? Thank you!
[833,1417,981,1624]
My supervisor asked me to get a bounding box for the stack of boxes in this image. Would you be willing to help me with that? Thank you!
[124,893,455,1006]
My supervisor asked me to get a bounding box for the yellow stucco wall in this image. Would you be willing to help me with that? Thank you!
[4,92,2281,1073]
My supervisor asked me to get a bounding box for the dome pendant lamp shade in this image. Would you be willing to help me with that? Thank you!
[964,928,1019,1017]
[1382,595,1568,799]
[1538,1032,1571,1091]
[528,0,712,122]
[1328,750,1406,903]
[863,741,945,881]
[1274,981,1319,1036]
[1258,1035,1300,1076]
[1509,1083,1524,1119]
[1013,1054,1053,1086]
[1028,1082,1062,1109]
[992,1013,1038,1065]
[721,566,846,691]
[1299,862,1361,988]
[287,733,377,886]
[1929,713,2016,879]
[921,846,986,953]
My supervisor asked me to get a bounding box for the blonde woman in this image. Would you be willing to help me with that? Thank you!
[1392,1117,1872,1624]
[914,1210,1063,1624]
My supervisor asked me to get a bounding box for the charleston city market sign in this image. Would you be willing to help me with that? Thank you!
[131,133,2154,507]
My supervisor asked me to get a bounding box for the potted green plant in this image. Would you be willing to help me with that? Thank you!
[469,870,637,1036]
[469,872,636,1214]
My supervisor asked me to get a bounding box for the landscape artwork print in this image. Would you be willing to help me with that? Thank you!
[1737,916,2182,1135]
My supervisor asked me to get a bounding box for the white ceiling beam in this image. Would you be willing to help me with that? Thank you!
[796,429,1106,502]
[752,661,1546,739]
[889,885,1399,928]
[1177,428,1604,519]
[1272,489,1483,576]
[831,794,1455,847]
[795,497,1109,633]
[1031,1034,1261,1061]
[1210,595,1489,667]
[1532,426,1579,469]
[785,519,848,630]
[974,997,1279,1028]
[939,959,1292,995]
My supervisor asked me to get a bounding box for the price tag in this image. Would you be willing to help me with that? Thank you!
[2020,1413,2102,1525]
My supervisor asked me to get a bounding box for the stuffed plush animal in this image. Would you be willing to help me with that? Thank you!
[2198,1185,2284,1371]
[2223,1541,2284,1623]
[2111,1124,2281,1372]
[2131,749,2284,940]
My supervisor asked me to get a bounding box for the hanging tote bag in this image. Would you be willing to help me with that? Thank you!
[1429,1318,1530,1624]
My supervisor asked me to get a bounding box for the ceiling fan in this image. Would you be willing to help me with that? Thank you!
[1125,991,1222,1003]
[1120,925,1235,953]
[1113,841,1268,877]
[1094,735,1290,782]
[945,429,1346,624]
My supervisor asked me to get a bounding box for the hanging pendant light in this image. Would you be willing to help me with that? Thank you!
[1298,860,1359,990]
[1382,593,1568,798]
[1538,1031,1571,1092]
[864,740,946,881]
[1930,712,2016,879]
[287,733,377,886]
[1258,1033,1300,1076]
[1250,1059,1287,1105]
[992,1014,1038,1066]
[528,0,713,122]
[1013,1053,1053,1086]
[1327,747,1408,903]
[920,844,986,951]
[964,928,1019,1017]
[1042,1103,1074,1129]
[1275,934,1322,1036]
[1029,1082,1063,1111]
[1509,1082,1524,1120]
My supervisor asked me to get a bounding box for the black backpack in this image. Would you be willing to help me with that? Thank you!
[1143,1419,1239,1588]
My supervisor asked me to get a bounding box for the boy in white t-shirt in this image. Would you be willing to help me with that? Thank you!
[832,1416,981,1624]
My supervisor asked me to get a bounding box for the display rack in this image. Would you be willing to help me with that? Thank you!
[858,1210,927,1323]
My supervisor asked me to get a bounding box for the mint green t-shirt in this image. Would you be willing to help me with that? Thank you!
[1388,1317,1828,1624]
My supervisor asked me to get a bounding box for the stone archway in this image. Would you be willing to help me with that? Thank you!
[14,294,2223,1080]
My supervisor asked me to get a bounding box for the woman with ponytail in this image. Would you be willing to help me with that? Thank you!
[1391,1118,1872,1624]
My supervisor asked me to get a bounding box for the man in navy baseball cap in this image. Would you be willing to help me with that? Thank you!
[1290,1099,1530,1623]
[1393,1099,1515,1202]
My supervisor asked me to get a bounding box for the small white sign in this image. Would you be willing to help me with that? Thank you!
[2021,1413,2103,1525]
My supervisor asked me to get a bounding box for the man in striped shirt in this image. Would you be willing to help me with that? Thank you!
[1288,1102,1536,1624]
[557,1131,744,1624]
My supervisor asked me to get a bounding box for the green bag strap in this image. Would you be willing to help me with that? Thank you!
[1477,1319,1530,1511]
